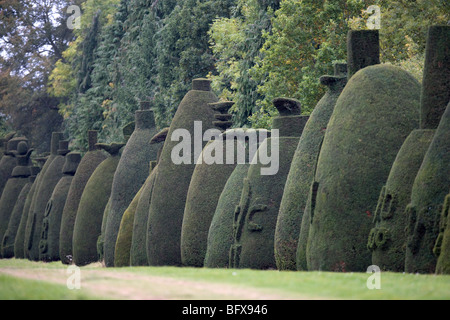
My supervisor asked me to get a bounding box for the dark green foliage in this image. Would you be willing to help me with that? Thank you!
[181,139,238,267]
[59,132,108,265]
[204,163,251,268]
[276,64,347,271]
[147,79,218,266]
[230,137,302,270]
[306,64,420,272]
[435,193,450,274]
[14,169,39,259]
[0,139,32,257]
[230,100,308,269]
[347,30,380,79]
[39,153,80,262]
[103,108,159,267]
[131,162,158,267]
[0,137,28,199]
[24,138,68,261]
[369,130,435,272]
[114,186,143,267]
[72,143,123,267]
[405,103,450,274]
[420,26,450,130]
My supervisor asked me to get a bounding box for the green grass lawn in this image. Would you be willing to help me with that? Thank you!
[0,259,449,300]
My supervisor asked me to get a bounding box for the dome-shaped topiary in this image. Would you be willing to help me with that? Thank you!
[1,166,39,258]
[0,139,32,258]
[276,64,347,271]
[147,79,219,266]
[130,130,168,267]
[306,64,420,272]
[23,132,64,260]
[103,102,160,267]
[230,99,309,270]
[180,102,237,267]
[405,103,450,274]
[130,161,159,267]
[0,137,29,202]
[39,152,80,262]
[59,131,108,265]
[72,143,124,267]
[13,167,40,258]
[369,130,435,271]
[114,186,144,267]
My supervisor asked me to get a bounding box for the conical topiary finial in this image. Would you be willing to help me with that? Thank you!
[57,140,70,156]
[420,25,450,130]
[88,131,98,152]
[96,143,126,156]
[192,78,212,91]
[50,132,64,155]
[273,98,302,116]
[347,30,380,79]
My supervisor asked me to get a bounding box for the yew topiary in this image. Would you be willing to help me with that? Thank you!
[276,63,347,271]
[180,102,237,267]
[39,152,80,262]
[306,64,420,272]
[347,30,380,79]
[103,102,160,267]
[405,103,450,274]
[72,143,124,266]
[24,138,67,261]
[147,79,219,266]
[0,140,33,258]
[420,26,450,130]
[0,137,29,200]
[435,193,450,274]
[13,167,40,259]
[59,131,108,265]
[230,99,309,270]
[204,163,251,269]
[369,130,435,271]
[114,186,143,267]
[369,26,450,272]
[130,162,158,266]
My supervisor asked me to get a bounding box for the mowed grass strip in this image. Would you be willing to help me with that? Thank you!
[0,259,449,300]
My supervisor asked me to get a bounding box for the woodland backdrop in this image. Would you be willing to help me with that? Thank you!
[0,0,448,152]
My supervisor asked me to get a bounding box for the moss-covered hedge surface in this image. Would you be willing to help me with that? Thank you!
[405,103,450,274]
[114,186,144,268]
[420,26,450,130]
[103,110,159,268]
[1,179,32,258]
[131,162,158,267]
[346,30,380,79]
[276,65,347,271]
[0,160,31,257]
[72,145,123,267]
[204,163,251,269]
[435,193,450,274]
[24,139,67,261]
[59,133,107,265]
[0,137,28,200]
[306,64,420,272]
[230,136,302,270]
[369,129,435,272]
[38,153,80,262]
[14,170,39,259]
[181,140,238,267]
[147,79,218,267]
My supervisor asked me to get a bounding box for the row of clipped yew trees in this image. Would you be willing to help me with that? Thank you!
[0,27,448,275]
